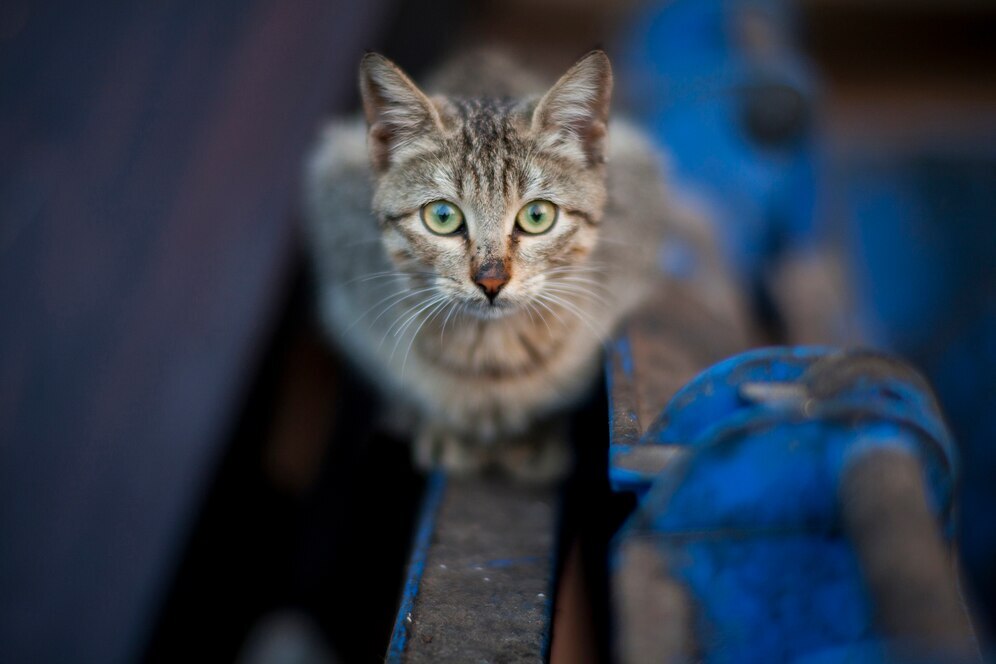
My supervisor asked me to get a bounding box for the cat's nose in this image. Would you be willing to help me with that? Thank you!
[474,261,510,302]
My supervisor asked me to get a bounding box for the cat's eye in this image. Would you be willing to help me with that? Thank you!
[420,200,465,235]
[516,200,558,234]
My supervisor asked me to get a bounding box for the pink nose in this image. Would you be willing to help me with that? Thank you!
[474,261,510,302]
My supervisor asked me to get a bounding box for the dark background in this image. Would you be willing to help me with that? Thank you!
[1,1,993,662]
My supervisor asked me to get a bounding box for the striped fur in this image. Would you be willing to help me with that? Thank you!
[303,51,677,480]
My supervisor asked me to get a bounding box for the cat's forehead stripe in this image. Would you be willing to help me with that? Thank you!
[449,97,525,202]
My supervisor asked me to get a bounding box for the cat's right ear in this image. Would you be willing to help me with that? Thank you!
[359,53,442,173]
[531,50,613,166]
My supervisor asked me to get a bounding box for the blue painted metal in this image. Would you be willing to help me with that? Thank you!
[616,0,817,285]
[386,471,447,663]
[611,347,960,662]
[644,345,829,446]
[837,154,996,627]
[615,0,994,628]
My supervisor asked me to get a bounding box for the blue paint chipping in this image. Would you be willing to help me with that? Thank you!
[607,464,656,496]
[615,334,635,379]
[478,556,544,570]
[611,346,959,661]
[386,471,447,663]
[607,333,639,448]
[645,346,831,447]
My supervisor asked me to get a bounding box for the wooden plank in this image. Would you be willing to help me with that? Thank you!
[0,1,385,662]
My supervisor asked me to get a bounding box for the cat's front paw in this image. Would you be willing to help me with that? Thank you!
[413,427,487,477]
[413,421,572,485]
[496,429,572,485]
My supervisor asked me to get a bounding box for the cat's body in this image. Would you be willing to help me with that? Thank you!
[303,51,679,480]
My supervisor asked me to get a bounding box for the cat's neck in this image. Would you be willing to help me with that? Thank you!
[413,303,577,378]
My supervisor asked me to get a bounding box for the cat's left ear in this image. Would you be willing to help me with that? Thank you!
[531,50,613,166]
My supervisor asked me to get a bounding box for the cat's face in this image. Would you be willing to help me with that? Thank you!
[360,51,612,319]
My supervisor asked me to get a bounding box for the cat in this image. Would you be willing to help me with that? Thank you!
[302,49,679,481]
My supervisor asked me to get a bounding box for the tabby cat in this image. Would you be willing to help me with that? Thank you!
[303,50,677,481]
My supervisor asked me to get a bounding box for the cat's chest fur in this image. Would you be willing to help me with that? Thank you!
[403,302,601,435]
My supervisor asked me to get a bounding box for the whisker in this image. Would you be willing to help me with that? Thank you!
[439,298,463,341]
[550,284,612,303]
[402,296,451,376]
[537,265,615,281]
[542,291,600,325]
[537,292,606,342]
[551,275,609,289]
[544,284,611,307]
[542,267,604,277]
[345,286,436,332]
[523,300,552,335]
[378,294,441,352]
[532,296,568,329]
[368,287,437,318]
[392,293,448,339]
[345,270,404,285]
[546,278,610,295]
[521,300,537,325]
[390,294,449,365]
[544,261,612,272]
[345,270,440,285]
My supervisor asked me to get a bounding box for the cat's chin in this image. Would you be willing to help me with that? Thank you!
[464,300,518,321]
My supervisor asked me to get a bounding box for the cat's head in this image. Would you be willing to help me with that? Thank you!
[359,50,612,319]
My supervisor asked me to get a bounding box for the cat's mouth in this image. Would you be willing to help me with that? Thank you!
[464,297,517,320]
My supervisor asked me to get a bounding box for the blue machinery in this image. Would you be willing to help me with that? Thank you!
[386,0,991,660]
[608,346,976,662]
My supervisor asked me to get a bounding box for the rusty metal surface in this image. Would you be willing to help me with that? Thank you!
[607,217,755,492]
[608,204,755,451]
[629,283,753,431]
[389,475,558,663]
[840,448,980,660]
[613,537,698,663]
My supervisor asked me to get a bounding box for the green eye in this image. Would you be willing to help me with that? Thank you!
[516,200,558,234]
[421,200,465,235]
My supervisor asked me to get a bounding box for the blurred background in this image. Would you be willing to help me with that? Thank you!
[1,0,993,662]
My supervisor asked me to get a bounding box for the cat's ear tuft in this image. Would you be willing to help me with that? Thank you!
[531,50,613,166]
[359,53,442,173]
